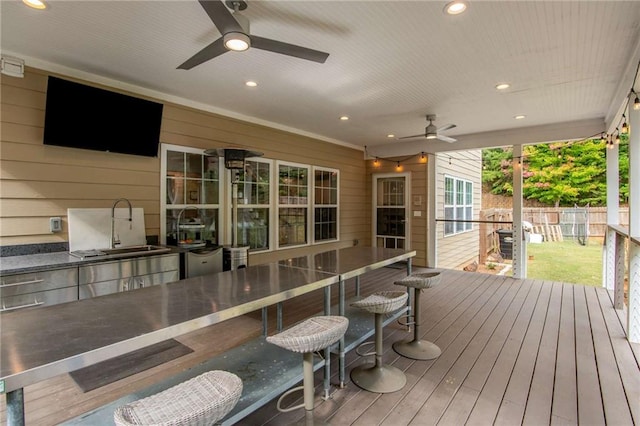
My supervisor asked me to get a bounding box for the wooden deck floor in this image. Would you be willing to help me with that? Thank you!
[2,267,639,425]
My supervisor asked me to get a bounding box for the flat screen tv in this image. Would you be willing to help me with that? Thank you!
[43,76,163,157]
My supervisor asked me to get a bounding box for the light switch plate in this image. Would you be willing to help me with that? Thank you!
[50,217,62,233]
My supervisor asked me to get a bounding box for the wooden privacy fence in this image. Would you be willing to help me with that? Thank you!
[478,207,629,262]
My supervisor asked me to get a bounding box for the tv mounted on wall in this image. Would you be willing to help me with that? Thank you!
[43,76,163,157]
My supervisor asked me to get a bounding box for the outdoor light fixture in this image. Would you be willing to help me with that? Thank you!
[420,152,427,163]
[374,158,380,166]
[224,32,250,51]
[396,162,401,171]
[634,92,640,110]
[615,132,621,145]
[621,115,629,134]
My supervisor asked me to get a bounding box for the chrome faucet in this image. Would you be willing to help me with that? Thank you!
[111,198,132,248]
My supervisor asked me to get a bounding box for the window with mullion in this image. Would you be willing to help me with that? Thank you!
[313,167,338,242]
[278,163,309,247]
[162,145,221,246]
[236,159,271,251]
[444,175,473,236]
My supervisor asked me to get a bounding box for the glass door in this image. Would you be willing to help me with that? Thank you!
[373,173,409,249]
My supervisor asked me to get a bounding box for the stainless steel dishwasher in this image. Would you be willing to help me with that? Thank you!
[185,247,223,278]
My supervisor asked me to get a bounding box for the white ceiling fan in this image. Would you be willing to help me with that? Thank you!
[398,114,457,143]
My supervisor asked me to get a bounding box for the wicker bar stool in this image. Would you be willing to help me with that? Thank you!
[113,370,242,426]
[350,291,408,393]
[393,271,442,360]
[267,316,349,425]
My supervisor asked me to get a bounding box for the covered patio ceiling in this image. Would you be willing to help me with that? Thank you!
[1,1,639,156]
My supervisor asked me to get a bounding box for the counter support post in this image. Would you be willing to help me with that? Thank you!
[276,302,283,332]
[7,388,25,426]
[261,307,268,336]
[339,278,346,387]
[355,276,360,297]
[323,285,332,399]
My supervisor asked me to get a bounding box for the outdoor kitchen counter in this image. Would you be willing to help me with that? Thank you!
[0,246,182,275]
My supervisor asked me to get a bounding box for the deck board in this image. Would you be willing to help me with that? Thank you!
[2,268,638,426]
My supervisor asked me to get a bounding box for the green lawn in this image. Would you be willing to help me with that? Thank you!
[524,237,603,286]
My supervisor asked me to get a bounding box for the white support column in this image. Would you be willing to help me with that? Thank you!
[426,153,437,268]
[512,145,525,279]
[604,141,621,290]
[628,95,640,343]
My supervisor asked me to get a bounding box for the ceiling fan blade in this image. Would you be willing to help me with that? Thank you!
[437,135,457,143]
[398,134,425,140]
[198,0,243,34]
[251,35,329,63]
[437,123,456,132]
[177,37,227,70]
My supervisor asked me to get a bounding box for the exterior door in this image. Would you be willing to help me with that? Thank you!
[373,173,410,249]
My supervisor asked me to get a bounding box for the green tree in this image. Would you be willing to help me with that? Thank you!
[482,136,629,207]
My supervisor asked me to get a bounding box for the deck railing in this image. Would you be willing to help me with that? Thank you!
[604,224,640,343]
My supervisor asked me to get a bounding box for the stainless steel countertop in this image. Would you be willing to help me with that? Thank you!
[279,246,413,279]
[0,247,415,393]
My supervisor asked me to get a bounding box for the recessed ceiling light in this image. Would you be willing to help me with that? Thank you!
[387,134,395,138]
[514,115,526,120]
[23,0,47,9]
[444,1,468,15]
[495,83,510,90]
[245,81,257,87]
[340,116,349,121]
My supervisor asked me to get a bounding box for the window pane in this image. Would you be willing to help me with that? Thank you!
[466,182,473,205]
[456,207,464,231]
[186,153,202,179]
[376,208,405,237]
[444,177,454,205]
[166,208,218,246]
[237,208,269,250]
[314,207,337,241]
[186,179,201,204]
[279,208,307,246]
[465,206,473,230]
[167,151,184,176]
[167,177,184,204]
[202,180,219,204]
[456,180,464,204]
[444,206,454,235]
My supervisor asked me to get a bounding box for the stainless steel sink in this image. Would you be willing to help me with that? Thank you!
[70,245,171,260]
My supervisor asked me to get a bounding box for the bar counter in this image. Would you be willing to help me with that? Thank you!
[1,246,415,425]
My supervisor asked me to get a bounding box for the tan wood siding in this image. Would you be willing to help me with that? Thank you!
[436,150,482,269]
[0,66,367,257]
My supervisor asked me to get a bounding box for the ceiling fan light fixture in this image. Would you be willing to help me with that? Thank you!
[224,32,250,51]
[425,123,438,139]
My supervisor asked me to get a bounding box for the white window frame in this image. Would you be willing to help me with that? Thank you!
[276,160,311,249]
[444,174,473,237]
[160,143,225,245]
[228,157,274,252]
[312,166,340,244]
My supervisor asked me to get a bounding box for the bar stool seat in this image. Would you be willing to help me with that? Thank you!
[113,370,242,426]
[267,316,349,425]
[393,271,442,360]
[350,291,408,393]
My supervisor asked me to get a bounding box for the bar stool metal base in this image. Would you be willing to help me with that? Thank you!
[350,363,407,393]
[392,339,441,360]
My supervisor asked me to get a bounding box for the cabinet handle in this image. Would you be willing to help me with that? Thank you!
[1,298,44,312]
[138,278,145,288]
[1,279,45,288]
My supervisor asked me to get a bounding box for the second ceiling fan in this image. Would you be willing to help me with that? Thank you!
[398,115,457,143]
[178,0,330,70]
